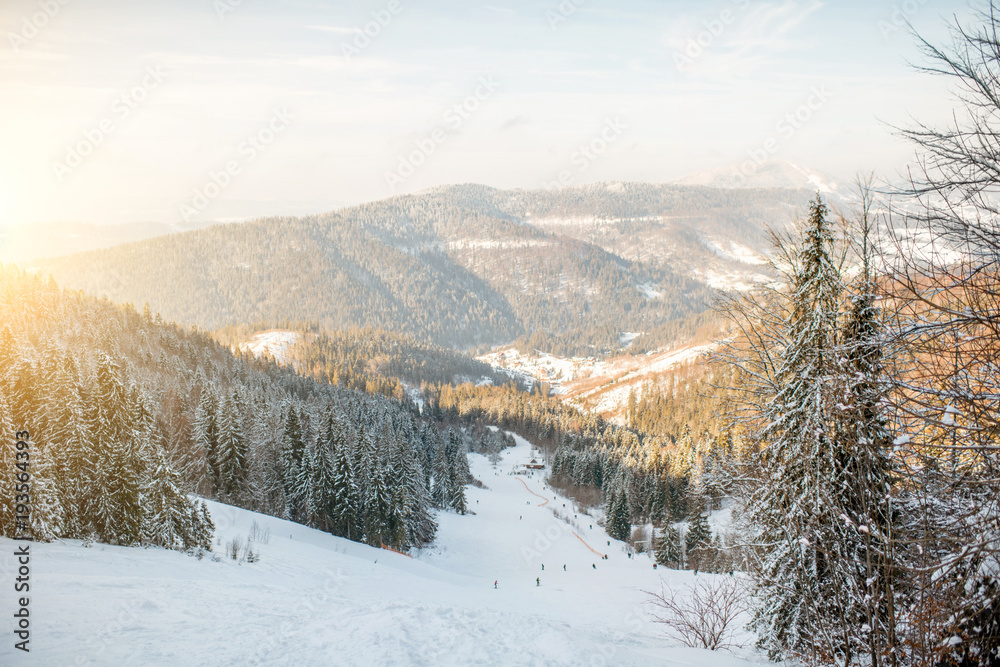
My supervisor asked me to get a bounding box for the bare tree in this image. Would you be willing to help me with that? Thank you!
[884,4,1000,664]
[644,577,750,651]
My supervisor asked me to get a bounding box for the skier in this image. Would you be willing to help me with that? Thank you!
[494,580,498,589]
[592,563,596,569]
[563,564,566,571]
[541,564,544,571]
[536,577,540,586]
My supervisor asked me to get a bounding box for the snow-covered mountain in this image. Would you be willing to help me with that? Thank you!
[33,179,839,354]
[673,160,853,202]
[2,437,760,666]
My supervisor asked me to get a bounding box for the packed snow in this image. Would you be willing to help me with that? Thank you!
[1,437,765,666]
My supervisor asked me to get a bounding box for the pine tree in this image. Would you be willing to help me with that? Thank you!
[195,501,215,551]
[304,411,341,532]
[606,480,631,542]
[430,431,450,507]
[143,448,208,549]
[325,415,362,541]
[445,428,469,514]
[89,358,145,545]
[281,405,306,520]
[0,388,18,537]
[40,352,89,537]
[385,439,412,548]
[685,507,712,571]
[330,437,361,540]
[216,391,248,500]
[832,193,901,661]
[28,441,63,541]
[194,385,220,493]
[741,196,862,662]
[657,524,683,568]
[403,439,437,547]
[364,463,390,547]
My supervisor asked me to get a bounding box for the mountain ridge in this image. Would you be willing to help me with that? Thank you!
[33,180,822,353]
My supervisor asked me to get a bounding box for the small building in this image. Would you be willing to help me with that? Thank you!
[526,458,545,470]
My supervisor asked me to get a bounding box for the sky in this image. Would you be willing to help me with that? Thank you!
[0,0,975,227]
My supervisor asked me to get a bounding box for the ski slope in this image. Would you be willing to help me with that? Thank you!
[1,436,764,666]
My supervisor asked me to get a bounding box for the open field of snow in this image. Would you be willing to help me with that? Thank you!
[480,344,716,422]
[1,437,763,666]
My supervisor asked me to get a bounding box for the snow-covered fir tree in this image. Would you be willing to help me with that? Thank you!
[685,506,712,571]
[216,390,248,501]
[654,524,683,569]
[194,382,220,493]
[605,478,631,542]
[281,405,306,520]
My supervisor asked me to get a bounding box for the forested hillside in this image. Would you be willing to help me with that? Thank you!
[0,268,474,552]
[283,327,520,397]
[34,183,815,354]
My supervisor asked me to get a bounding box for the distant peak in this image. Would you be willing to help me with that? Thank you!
[672,160,850,199]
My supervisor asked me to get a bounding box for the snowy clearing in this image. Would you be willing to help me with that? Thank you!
[238,330,301,365]
[479,343,717,420]
[1,437,766,666]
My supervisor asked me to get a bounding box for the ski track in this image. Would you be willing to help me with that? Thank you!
[1,435,765,666]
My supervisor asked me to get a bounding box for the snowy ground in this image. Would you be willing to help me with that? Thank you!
[1,437,765,666]
[480,344,716,423]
